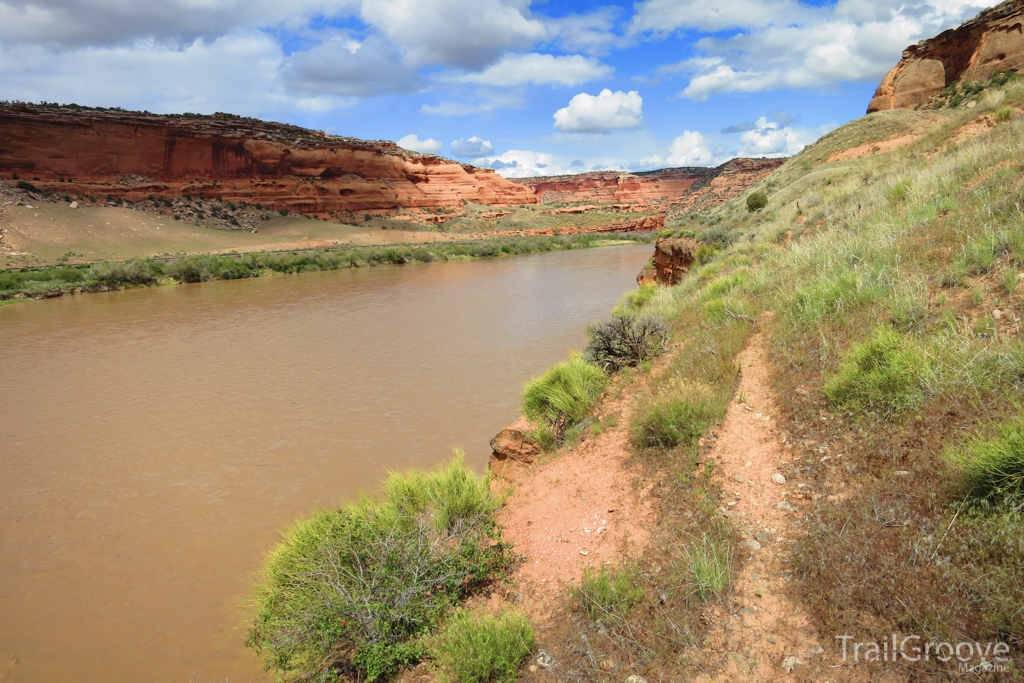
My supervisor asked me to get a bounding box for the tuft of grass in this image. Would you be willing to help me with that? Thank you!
[633,384,725,450]
[246,455,508,683]
[572,565,644,623]
[522,353,608,433]
[687,536,731,601]
[429,608,535,683]
[824,327,928,417]
[995,106,1014,122]
[948,418,1024,505]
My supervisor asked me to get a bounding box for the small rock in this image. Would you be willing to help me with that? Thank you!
[745,461,752,467]
[767,637,776,644]
[733,474,746,483]
[967,100,977,108]
[625,676,648,683]
[894,470,911,477]
[741,538,762,552]
[754,531,772,544]
[811,645,825,655]
[579,550,589,556]
[529,665,538,673]
[727,501,737,507]
[598,657,616,671]
[69,201,78,209]
[781,656,804,673]
[536,650,554,668]
[772,473,786,485]
[993,308,1003,320]
[776,501,797,513]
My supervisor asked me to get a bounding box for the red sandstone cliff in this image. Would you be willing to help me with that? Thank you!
[0,104,534,218]
[510,159,784,214]
[868,0,1024,113]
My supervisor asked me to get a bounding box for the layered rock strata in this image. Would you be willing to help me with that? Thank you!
[0,104,534,218]
[868,0,1024,112]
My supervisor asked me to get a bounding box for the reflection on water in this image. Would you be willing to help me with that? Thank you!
[0,245,651,682]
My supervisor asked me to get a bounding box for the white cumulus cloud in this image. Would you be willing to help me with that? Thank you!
[553,88,642,133]
[398,134,443,154]
[738,117,826,157]
[482,149,563,178]
[456,53,612,87]
[666,131,714,166]
[360,0,545,69]
[642,0,992,99]
[450,136,493,157]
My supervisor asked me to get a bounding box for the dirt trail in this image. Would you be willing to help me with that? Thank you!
[496,390,657,629]
[691,326,838,682]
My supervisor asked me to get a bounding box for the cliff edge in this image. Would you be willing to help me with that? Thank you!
[868,0,1024,113]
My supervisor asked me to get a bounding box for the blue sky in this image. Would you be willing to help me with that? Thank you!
[0,0,995,176]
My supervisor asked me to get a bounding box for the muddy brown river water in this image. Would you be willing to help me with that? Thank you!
[0,244,652,683]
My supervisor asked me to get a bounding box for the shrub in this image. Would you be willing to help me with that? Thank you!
[572,565,643,623]
[633,384,723,449]
[522,354,607,432]
[585,314,668,372]
[745,190,768,213]
[88,259,158,286]
[948,418,1024,505]
[16,180,38,193]
[429,609,535,683]
[995,106,1014,122]
[246,456,508,683]
[824,327,928,417]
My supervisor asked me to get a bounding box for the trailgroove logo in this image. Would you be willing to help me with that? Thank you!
[836,635,1012,673]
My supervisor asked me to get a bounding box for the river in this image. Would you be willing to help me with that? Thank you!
[0,244,651,682]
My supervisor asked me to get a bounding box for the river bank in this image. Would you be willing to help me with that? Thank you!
[0,231,655,303]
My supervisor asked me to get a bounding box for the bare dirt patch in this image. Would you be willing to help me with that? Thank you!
[496,392,657,629]
[827,134,921,162]
[686,326,859,682]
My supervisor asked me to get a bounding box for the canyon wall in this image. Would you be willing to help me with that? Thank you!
[0,104,534,218]
[868,0,1024,113]
[511,158,784,215]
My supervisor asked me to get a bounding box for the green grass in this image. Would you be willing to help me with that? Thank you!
[246,456,508,683]
[0,231,655,301]
[824,326,928,417]
[429,609,535,683]
[572,565,644,623]
[632,385,724,449]
[948,417,1024,505]
[686,536,731,601]
[521,353,608,433]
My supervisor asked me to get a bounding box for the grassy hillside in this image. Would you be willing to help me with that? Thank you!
[631,79,1024,676]
[244,79,1024,682]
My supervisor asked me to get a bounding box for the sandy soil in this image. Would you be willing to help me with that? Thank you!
[827,134,921,162]
[496,391,657,629]
[687,324,874,682]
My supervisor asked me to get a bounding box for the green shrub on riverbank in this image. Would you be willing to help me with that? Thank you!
[0,232,654,301]
[429,608,535,683]
[245,456,509,683]
[522,353,608,436]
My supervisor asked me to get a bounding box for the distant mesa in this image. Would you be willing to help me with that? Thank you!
[0,102,783,225]
[0,103,533,220]
[868,0,1024,113]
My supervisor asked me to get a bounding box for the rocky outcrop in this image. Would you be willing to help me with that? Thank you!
[512,159,784,214]
[513,167,717,207]
[666,158,786,221]
[489,416,540,478]
[0,103,534,219]
[868,0,1024,113]
[638,236,699,286]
